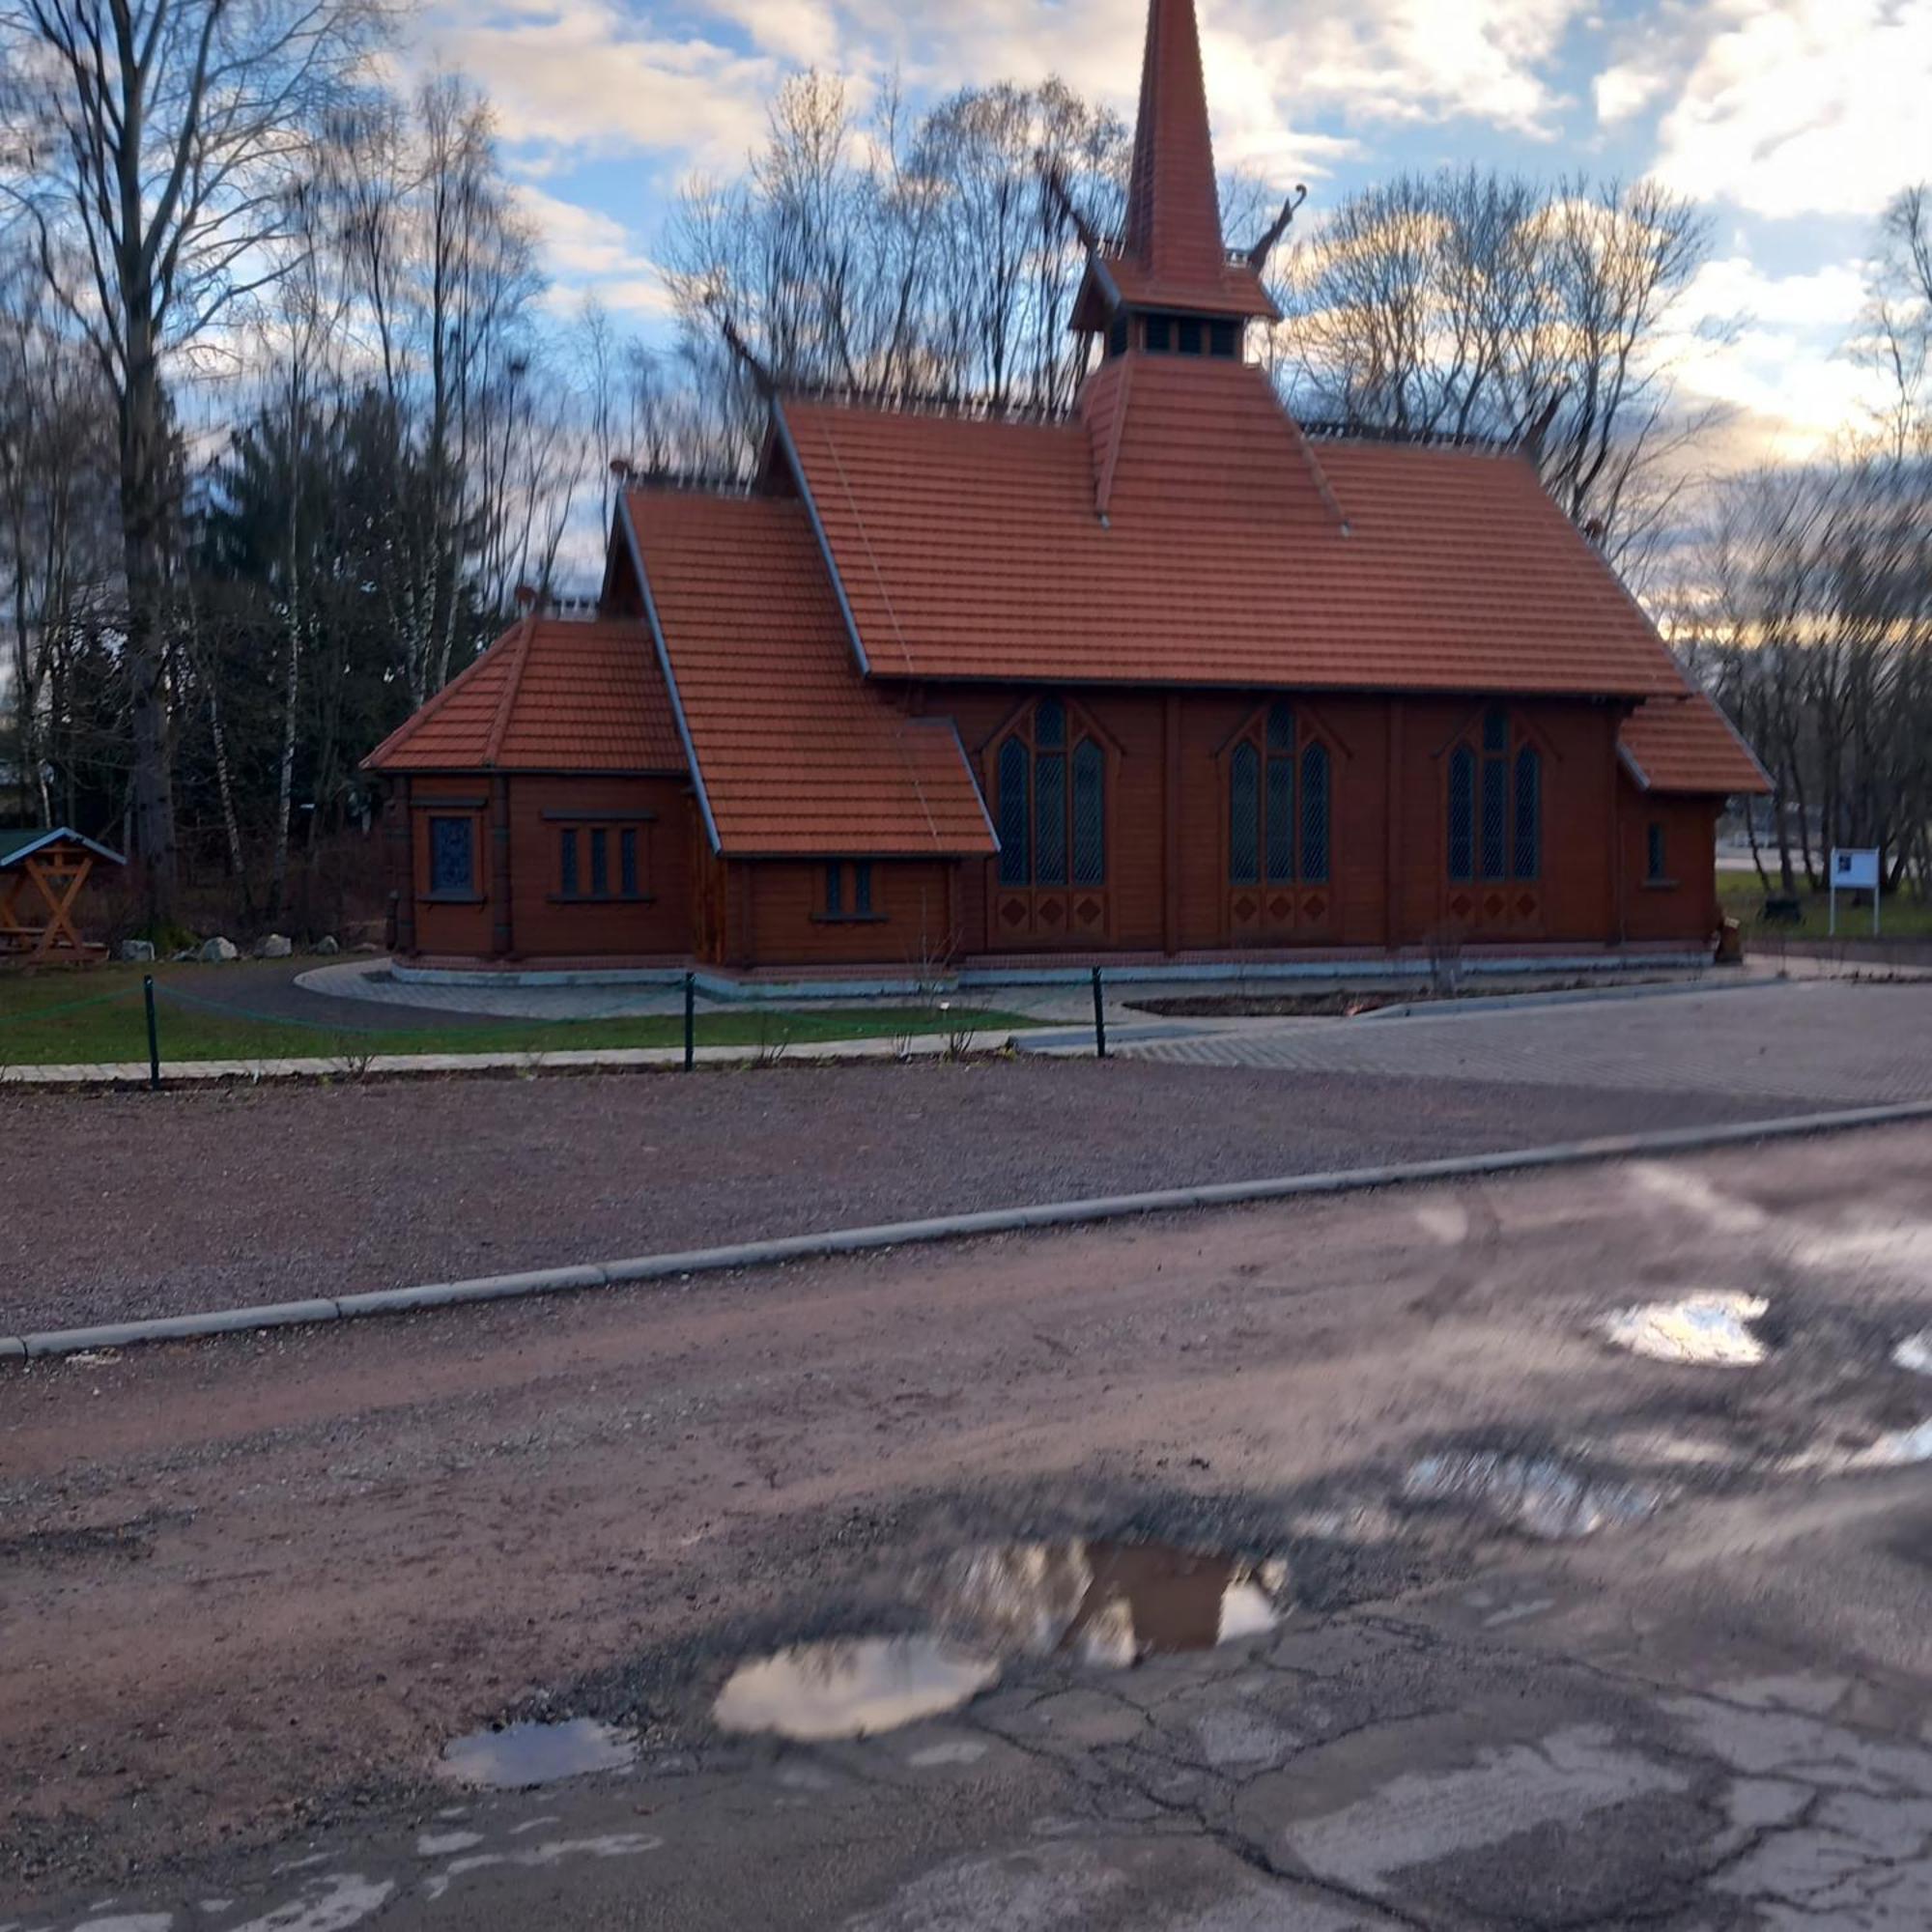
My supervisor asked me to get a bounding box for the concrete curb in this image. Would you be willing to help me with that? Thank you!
[10,1099,1932,1362]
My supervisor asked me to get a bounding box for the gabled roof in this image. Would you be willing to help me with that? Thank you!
[779,359,1688,698]
[362,617,685,773]
[623,489,997,859]
[0,827,125,867]
[1620,693,1772,796]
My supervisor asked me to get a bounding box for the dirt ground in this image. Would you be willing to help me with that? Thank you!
[1,1061,1812,1333]
[5,1122,1931,1923]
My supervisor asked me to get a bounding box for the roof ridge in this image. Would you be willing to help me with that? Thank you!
[482,607,540,768]
[1093,355,1135,521]
[362,620,523,770]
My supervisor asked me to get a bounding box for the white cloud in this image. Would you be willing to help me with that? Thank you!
[1642,0,1932,218]
[511,185,675,320]
[421,0,778,167]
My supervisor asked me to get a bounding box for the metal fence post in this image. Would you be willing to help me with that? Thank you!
[143,975,161,1091]
[1092,965,1107,1061]
[684,971,696,1071]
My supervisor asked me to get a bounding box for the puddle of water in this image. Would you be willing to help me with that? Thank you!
[930,1539,1290,1668]
[1401,1451,1660,1540]
[1598,1292,1770,1367]
[712,1636,999,1742]
[438,1717,637,1790]
[1894,1332,1932,1376]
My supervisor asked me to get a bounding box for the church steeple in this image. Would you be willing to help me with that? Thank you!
[1068,0,1280,355]
[1122,0,1232,295]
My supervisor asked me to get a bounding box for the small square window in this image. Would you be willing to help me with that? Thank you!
[1145,315,1174,354]
[1209,320,1238,357]
[1647,822,1668,883]
[1177,318,1204,355]
[428,816,473,895]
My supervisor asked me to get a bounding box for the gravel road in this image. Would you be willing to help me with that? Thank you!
[5,1061,1815,1332]
[5,1122,1931,1913]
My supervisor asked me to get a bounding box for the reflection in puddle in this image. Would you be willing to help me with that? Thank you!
[439,1718,637,1789]
[932,1539,1290,1669]
[713,1637,1000,1741]
[1402,1451,1660,1540]
[1599,1293,1770,1367]
[1895,1333,1932,1376]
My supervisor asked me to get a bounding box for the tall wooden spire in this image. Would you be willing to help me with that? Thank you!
[1068,0,1278,342]
[1122,0,1230,294]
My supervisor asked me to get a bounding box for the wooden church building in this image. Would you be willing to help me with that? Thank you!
[366,0,1767,978]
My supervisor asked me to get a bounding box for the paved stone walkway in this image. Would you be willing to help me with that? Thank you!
[1114,978,1932,1104]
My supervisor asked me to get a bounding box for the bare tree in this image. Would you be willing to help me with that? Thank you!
[2,0,385,913]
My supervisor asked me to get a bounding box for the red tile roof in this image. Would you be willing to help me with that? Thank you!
[364,618,686,774]
[624,489,997,858]
[1620,693,1771,795]
[1106,0,1275,322]
[780,358,1689,699]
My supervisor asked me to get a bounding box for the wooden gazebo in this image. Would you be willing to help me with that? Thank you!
[0,828,125,963]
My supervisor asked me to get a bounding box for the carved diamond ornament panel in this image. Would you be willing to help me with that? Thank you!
[1267,895,1293,922]
[1233,895,1258,922]
[1449,893,1474,920]
[1516,892,1538,920]
[1075,896,1102,927]
[1303,893,1327,921]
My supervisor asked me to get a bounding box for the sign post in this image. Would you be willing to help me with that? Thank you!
[1829,847,1881,937]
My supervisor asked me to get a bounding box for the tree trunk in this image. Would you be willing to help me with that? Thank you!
[121,311,178,921]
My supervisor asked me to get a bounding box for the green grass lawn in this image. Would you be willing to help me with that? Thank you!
[0,961,1039,1067]
[1719,874,1932,941]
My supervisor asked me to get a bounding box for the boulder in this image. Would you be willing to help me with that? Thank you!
[119,939,156,964]
[256,933,294,959]
[196,936,240,964]
[312,934,341,956]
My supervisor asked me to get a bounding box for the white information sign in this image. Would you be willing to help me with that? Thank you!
[1829,847,1882,936]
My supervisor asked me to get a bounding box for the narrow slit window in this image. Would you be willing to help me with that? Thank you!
[1072,741,1105,886]
[1513,745,1541,880]
[1300,742,1331,884]
[997,738,1030,886]
[1448,749,1475,882]
[1035,751,1067,885]
[854,861,873,916]
[620,828,639,898]
[1229,741,1260,885]
[589,827,609,897]
[1480,755,1509,880]
[1264,754,1295,884]
[1646,821,1667,883]
[825,860,843,918]
[558,828,579,899]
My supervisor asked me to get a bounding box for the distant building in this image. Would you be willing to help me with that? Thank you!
[365,0,1768,974]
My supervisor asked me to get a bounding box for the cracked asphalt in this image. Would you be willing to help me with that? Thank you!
[7,1123,1932,1929]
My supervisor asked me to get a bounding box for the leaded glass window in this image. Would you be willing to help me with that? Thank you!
[1483,706,1509,754]
[429,816,472,895]
[1264,755,1295,883]
[1266,701,1295,753]
[1513,746,1541,881]
[1035,751,1067,884]
[1229,742,1260,885]
[1072,742,1105,886]
[997,737,1030,885]
[1448,748,1475,882]
[995,701,1103,895]
[1300,742,1331,883]
[1481,753,1508,879]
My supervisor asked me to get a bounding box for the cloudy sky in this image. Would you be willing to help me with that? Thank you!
[412,0,1930,464]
